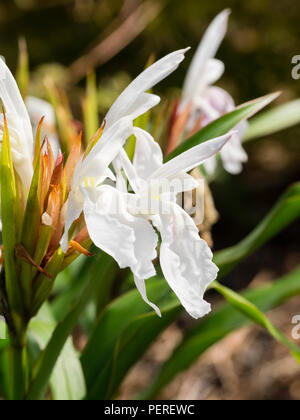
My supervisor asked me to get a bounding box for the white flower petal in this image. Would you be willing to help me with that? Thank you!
[182,9,230,102]
[105,49,189,128]
[83,186,158,280]
[82,117,133,175]
[202,58,225,87]
[221,130,248,174]
[134,276,162,317]
[152,203,218,319]
[0,58,33,191]
[150,133,232,180]
[133,127,163,180]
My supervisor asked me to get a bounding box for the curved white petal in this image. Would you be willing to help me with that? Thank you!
[150,133,232,180]
[151,203,218,319]
[0,58,33,191]
[134,276,162,317]
[105,49,189,128]
[133,127,163,180]
[83,186,158,280]
[182,9,230,102]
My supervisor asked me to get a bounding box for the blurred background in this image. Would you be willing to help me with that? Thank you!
[1,0,299,400]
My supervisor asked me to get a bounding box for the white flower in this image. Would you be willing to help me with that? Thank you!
[82,129,233,319]
[26,96,60,159]
[0,57,33,192]
[61,49,189,251]
[180,9,248,175]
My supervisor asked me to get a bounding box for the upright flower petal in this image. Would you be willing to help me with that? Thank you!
[152,203,218,319]
[182,9,230,103]
[105,49,189,128]
[83,186,158,280]
[133,127,163,180]
[0,57,33,191]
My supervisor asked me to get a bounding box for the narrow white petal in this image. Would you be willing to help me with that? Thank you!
[152,203,218,319]
[134,276,162,317]
[150,133,232,180]
[133,127,163,180]
[118,148,141,193]
[105,49,189,128]
[75,117,133,188]
[83,186,158,280]
[182,9,230,102]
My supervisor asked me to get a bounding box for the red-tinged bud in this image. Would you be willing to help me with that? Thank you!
[166,101,192,155]
[64,131,82,194]
[50,153,64,186]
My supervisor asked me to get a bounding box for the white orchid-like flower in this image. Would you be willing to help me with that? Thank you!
[61,49,189,251]
[26,96,60,159]
[0,58,33,192]
[180,9,248,175]
[82,129,233,319]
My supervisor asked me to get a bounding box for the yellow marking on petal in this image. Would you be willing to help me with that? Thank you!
[82,177,97,188]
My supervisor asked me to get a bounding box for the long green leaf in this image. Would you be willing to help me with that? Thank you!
[167,93,279,160]
[244,99,300,141]
[0,116,23,332]
[29,303,86,401]
[212,281,300,362]
[139,266,300,399]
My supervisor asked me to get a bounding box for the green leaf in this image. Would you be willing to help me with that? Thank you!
[0,115,23,331]
[214,182,300,277]
[29,303,86,401]
[25,253,114,400]
[81,277,180,399]
[139,265,300,399]
[244,99,300,141]
[167,93,279,160]
[212,281,300,363]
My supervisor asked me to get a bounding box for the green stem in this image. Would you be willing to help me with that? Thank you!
[8,340,27,400]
